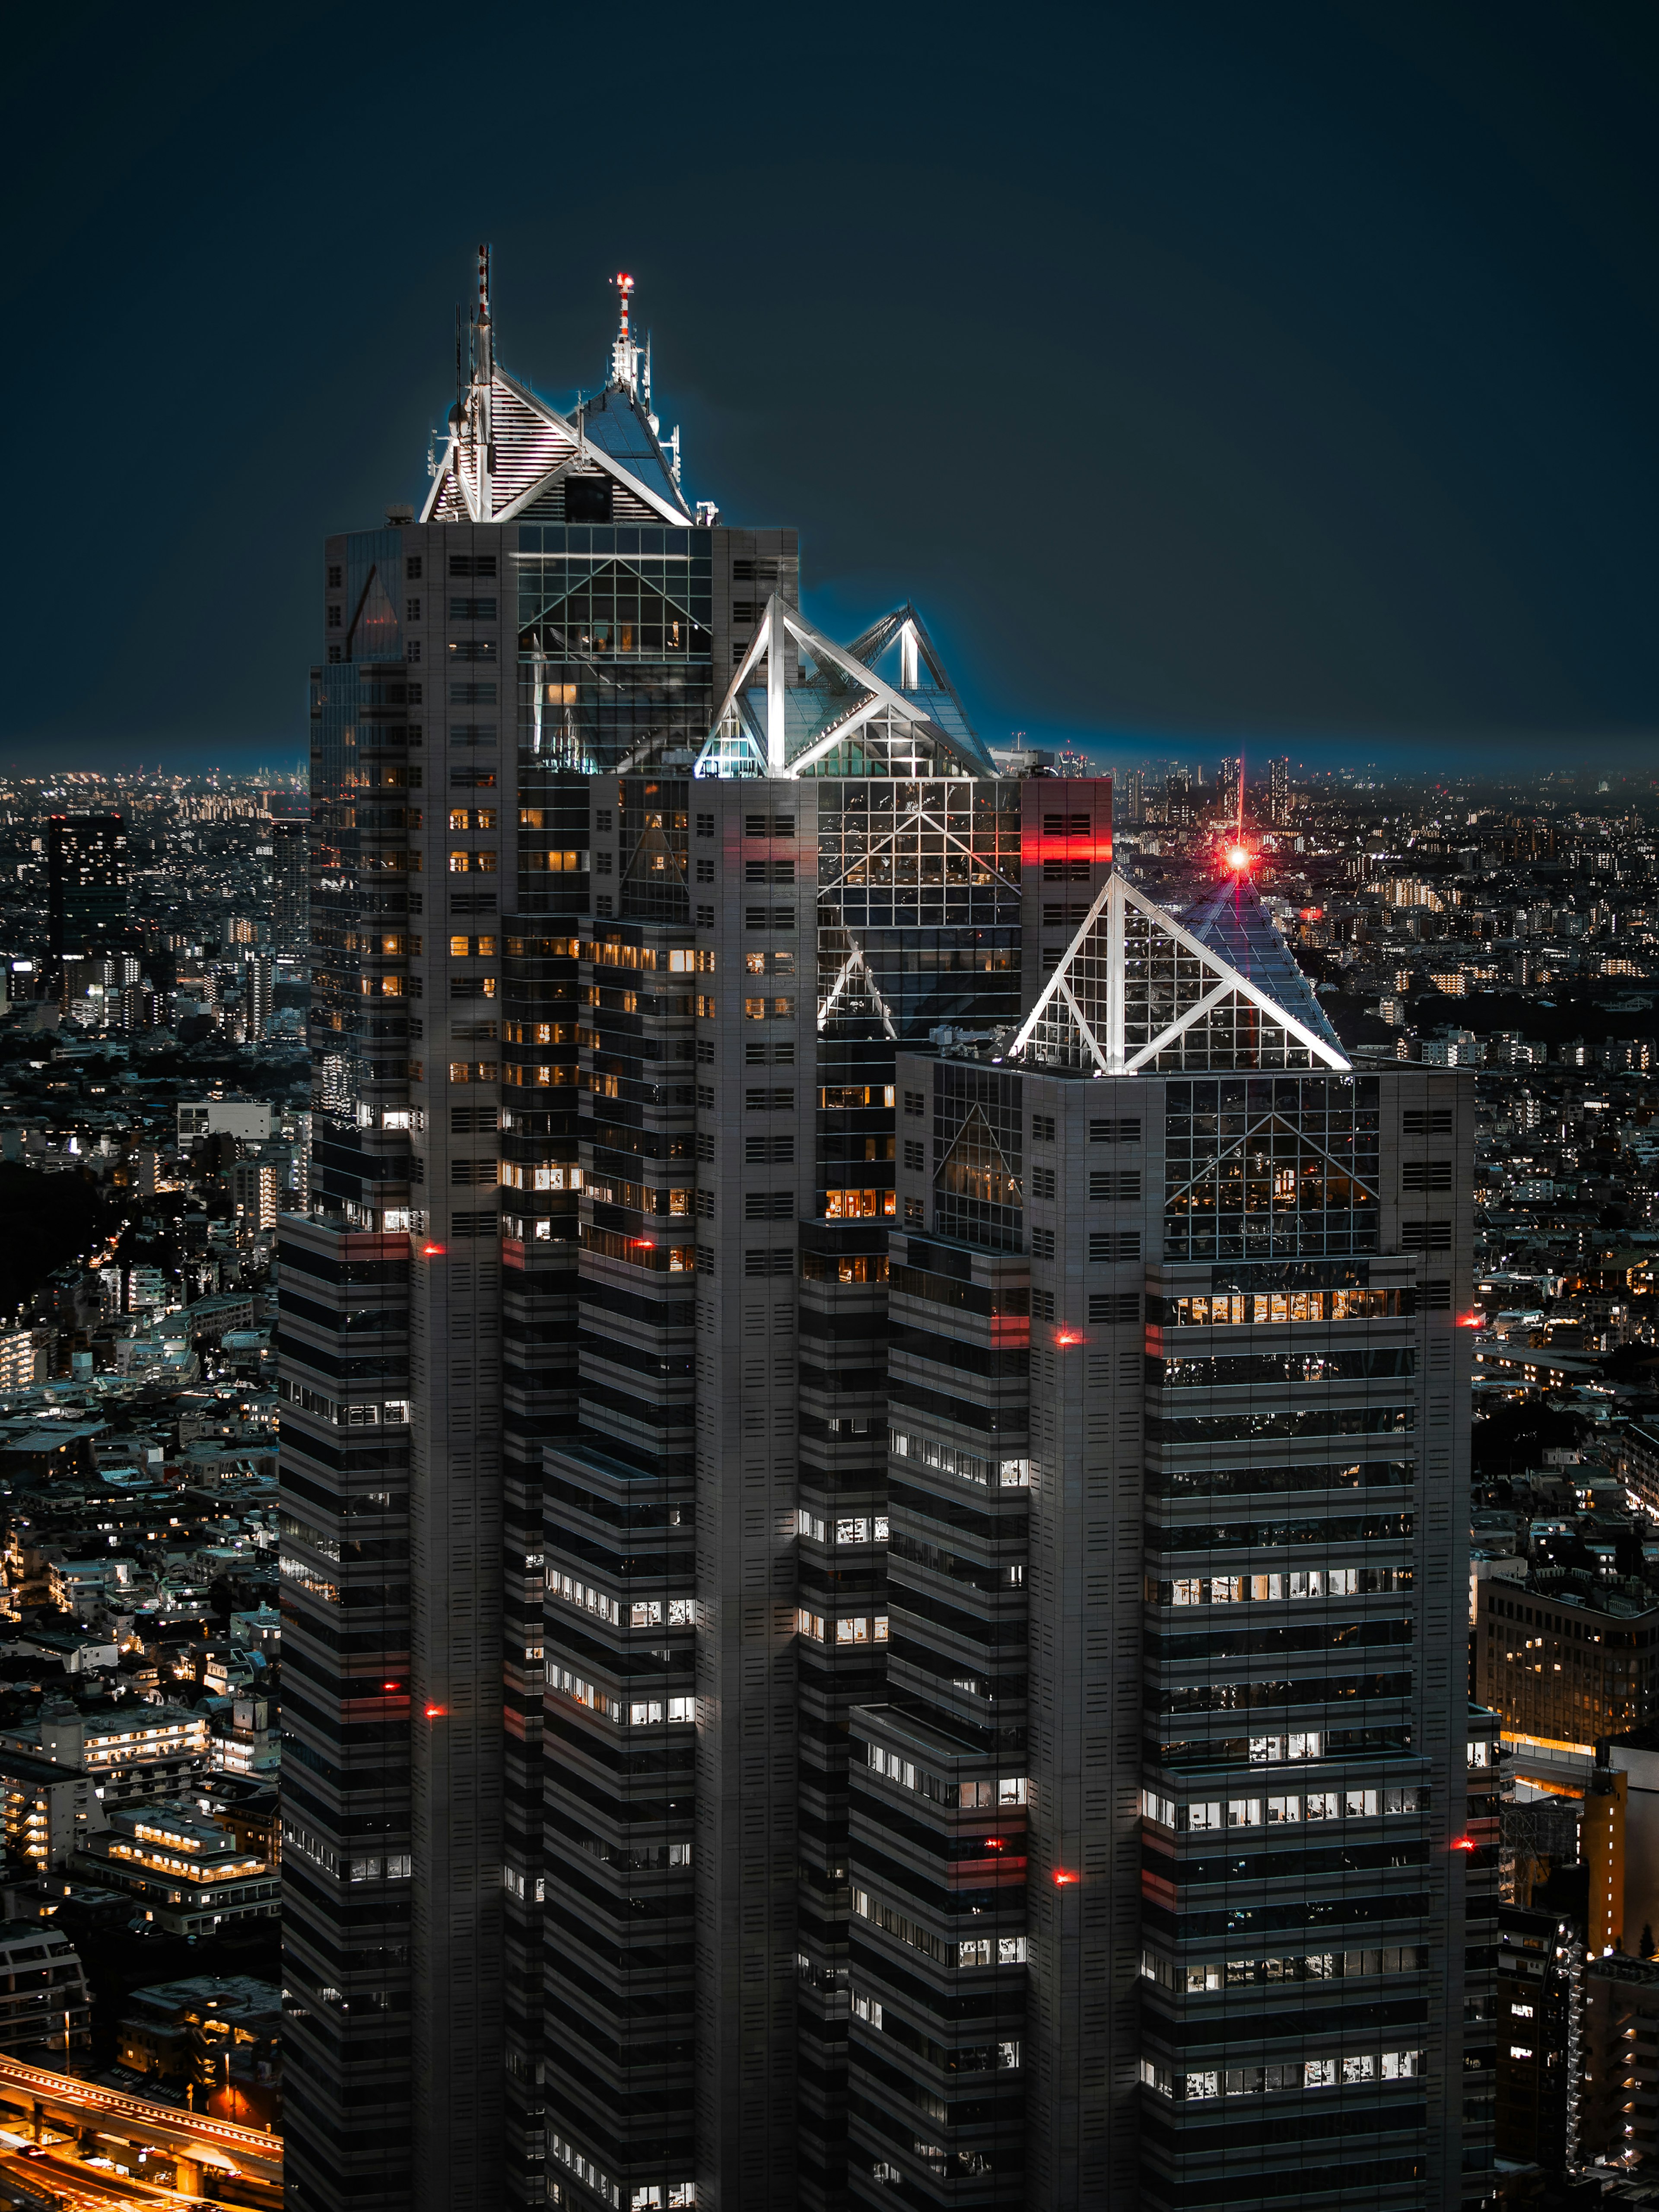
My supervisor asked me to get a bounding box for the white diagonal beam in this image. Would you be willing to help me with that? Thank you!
[1107,874,1126,1071]
[1119,879,1349,1071]
[419,438,458,524]
[1123,975,1236,1070]
[767,597,788,776]
[1007,876,1116,1064]
[786,695,890,778]
[1056,973,1111,1074]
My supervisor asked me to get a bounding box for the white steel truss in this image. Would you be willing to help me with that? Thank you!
[696,595,991,781]
[1007,874,1351,1077]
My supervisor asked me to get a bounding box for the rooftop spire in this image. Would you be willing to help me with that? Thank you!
[610,272,638,394]
[476,242,493,381]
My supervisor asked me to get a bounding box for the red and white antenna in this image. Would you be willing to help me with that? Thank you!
[610,272,637,392]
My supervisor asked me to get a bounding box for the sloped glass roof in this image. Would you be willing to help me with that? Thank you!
[1183,874,1347,1054]
[576,385,685,512]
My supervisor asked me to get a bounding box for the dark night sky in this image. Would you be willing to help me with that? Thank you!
[3,1,1657,776]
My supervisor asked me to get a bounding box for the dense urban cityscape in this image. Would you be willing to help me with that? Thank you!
[0,719,1648,2211]
[0,279,1652,2212]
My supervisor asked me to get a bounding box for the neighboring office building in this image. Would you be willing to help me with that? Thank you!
[116,1972,280,2083]
[1608,1727,1659,1960]
[0,1331,51,1392]
[1613,1423,1659,1521]
[0,1703,209,1807]
[0,1921,92,2060]
[1584,1756,1628,1957]
[47,813,127,975]
[230,1158,280,1233]
[74,1800,279,1938]
[177,1099,273,1146]
[1475,1580,1659,1749]
[193,1779,280,1867]
[208,1694,277,1779]
[243,952,274,1042]
[280,260,1481,2212]
[1494,1904,1578,2172]
[0,1746,105,1868]
[1577,1952,1659,2170]
[259,798,310,957]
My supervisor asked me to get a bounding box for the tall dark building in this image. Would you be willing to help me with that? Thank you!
[279,258,1480,2212]
[259,794,310,955]
[1494,1904,1576,2172]
[846,880,1481,2212]
[1268,755,1291,828]
[46,812,127,970]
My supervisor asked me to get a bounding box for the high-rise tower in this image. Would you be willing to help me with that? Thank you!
[259,792,310,955]
[47,812,127,975]
[280,260,1477,2212]
[1268,754,1291,828]
[851,871,1479,2212]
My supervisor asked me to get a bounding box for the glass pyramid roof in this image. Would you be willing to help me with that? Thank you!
[1182,874,1346,1055]
[576,384,686,512]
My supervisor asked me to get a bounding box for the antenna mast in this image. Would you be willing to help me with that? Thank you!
[610,273,637,393]
[477,242,493,378]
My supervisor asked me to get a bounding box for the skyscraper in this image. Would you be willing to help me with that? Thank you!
[854,878,1479,2210]
[244,950,274,1041]
[260,792,310,955]
[1216,756,1242,825]
[280,258,1478,2212]
[46,813,127,974]
[1268,755,1291,828]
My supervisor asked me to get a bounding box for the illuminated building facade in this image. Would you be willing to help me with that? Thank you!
[1476,1577,1659,1749]
[281,257,1480,2212]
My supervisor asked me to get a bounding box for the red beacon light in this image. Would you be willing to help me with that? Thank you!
[1226,843,1252,874]
[425,1704,446,1721]
[420,1242,446,1257]
[1054,1328,1084,1348]
[1053,1868,1080,1887]
[1451,1836,1477,1853]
